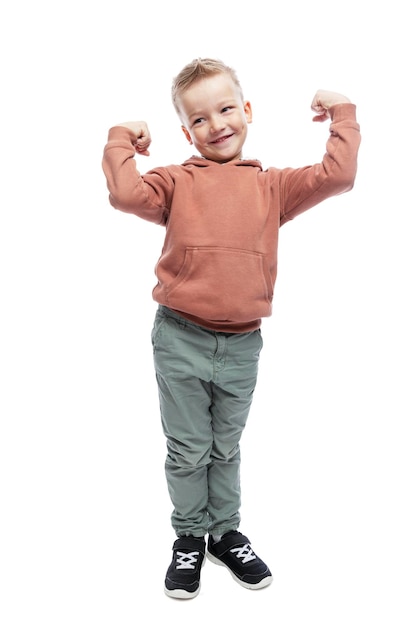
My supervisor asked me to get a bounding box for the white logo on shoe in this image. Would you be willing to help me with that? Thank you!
[176,551,200,569]
[230,543,256,563]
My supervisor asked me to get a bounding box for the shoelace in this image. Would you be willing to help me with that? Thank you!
[230,543,256,564]
[175,550,200,570]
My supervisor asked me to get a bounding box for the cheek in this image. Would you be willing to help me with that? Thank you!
[191,129,205,145]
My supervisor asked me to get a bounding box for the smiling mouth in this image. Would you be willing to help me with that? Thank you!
[211,134,233,145]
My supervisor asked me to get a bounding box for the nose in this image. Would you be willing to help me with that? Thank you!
[210,114,225,133]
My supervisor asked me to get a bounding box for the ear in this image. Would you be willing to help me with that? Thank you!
[244,100,253,124]
[181,126,193,145]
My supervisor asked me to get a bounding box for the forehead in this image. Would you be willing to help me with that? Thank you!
[178,73,242,117]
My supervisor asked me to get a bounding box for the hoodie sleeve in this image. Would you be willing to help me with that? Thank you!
[102,126,173,225]
[279,103,361,225]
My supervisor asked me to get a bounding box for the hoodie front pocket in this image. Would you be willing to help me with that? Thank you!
[166,246,273,322]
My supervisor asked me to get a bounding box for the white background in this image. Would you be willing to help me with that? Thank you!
[1,1,416,624]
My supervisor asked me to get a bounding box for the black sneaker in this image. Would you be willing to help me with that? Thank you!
[207,531,272,590]
[164,536,206,599]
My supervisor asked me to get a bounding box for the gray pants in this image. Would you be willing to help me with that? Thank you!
[152,306,263,537]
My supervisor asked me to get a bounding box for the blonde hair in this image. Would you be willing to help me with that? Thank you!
[171,58,243,114]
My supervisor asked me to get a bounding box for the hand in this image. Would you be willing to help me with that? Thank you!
[311,90,351,122]
[117,121,152,155]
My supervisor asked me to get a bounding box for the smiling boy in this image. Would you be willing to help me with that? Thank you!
[102,57,361,599]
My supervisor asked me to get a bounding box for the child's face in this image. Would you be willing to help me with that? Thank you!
[177,73,252,163]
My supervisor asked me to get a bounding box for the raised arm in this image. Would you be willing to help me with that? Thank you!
[102,122,172,225]
[279,94,361,224]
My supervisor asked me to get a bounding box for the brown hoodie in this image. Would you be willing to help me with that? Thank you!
[102,103,360,332]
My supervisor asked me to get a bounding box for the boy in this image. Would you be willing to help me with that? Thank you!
[102,58,361,599]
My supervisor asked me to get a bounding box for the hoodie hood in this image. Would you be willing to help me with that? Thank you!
[181,155,263,170]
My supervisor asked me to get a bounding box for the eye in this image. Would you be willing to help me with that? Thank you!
[193,117,204,126]
[221,106,233,113]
